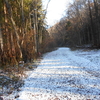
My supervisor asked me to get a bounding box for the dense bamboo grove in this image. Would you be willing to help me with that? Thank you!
[49,0,100,48]
[0,0,48,67]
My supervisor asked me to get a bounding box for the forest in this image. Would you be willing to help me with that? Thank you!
[0,0,51,68]
[0,0,100,75]
[0,0,100,76]
[0,0,52,96]
[49,0,100,48]
[1,0,100,99]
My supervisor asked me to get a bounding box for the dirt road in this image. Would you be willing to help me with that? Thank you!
[17,48,100,100]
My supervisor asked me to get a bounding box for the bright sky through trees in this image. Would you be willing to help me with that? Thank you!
[42,0,72,26]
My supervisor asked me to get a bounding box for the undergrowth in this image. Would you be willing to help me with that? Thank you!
[0,61,39,97]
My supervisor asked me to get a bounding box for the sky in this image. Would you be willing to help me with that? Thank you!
[42,0,72,26]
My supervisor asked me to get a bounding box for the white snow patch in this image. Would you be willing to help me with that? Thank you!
[13,47,100,100]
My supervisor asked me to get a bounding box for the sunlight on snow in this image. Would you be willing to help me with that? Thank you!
[16,48,100,100]
[40,62,68,65]
[42,59,61,61]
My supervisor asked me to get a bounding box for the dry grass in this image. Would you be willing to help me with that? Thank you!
[0,60,39,97]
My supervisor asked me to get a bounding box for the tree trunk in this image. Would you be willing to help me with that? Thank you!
[88,0,95,45]
[21,0,26,46]
[4,0,22,59]
[0,25,3,51]
[93,0,100,45]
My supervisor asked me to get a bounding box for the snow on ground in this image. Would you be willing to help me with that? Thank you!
[8,47,100,100]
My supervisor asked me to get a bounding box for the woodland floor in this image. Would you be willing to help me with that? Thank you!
[2,47,100,100]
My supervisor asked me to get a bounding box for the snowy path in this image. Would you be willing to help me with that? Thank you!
[17,48,100,100]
